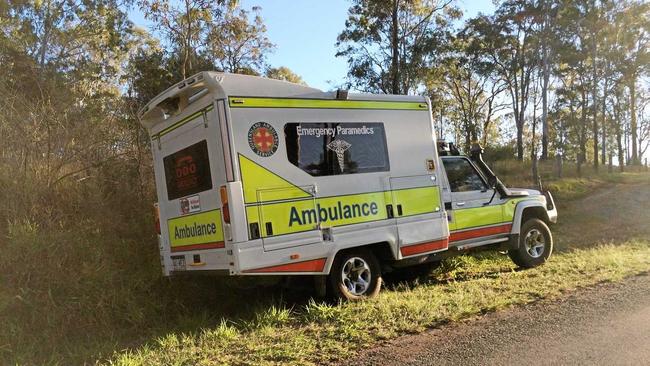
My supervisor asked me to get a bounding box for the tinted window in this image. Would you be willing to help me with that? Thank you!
[285,123,390,176]
[163,140,212,200]
[442,158,488,192]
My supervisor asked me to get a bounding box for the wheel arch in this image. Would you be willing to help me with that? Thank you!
[325,241,395,274]
[511,201,550,235]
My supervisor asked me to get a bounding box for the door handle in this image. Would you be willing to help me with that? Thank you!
[456,202,466,207]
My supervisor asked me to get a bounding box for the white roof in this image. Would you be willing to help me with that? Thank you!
[138,71,427,125]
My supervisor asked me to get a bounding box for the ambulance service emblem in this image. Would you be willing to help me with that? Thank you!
[248,122,279,157]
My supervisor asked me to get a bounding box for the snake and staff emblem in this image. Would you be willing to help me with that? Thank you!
[327,139,352,172]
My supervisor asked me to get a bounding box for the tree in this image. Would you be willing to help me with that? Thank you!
[615,1,650,165]
[466,1,540,160]
[441,31,507,150]
[207,6,275,74]
[336,0,459,94]
[138,0,234,78]
[265,67,307,85]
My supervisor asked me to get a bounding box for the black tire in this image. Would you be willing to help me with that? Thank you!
[508,218,553,268]
[329,249,382,301]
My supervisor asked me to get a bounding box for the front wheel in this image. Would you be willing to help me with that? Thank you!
[508,218,553,268]
[329,249,382,301]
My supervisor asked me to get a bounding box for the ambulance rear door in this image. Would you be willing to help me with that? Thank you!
[151,101,230,273]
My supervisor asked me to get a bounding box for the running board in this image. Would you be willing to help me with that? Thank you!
[453,237,509,251]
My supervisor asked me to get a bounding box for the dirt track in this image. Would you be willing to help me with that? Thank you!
[348,182,650,366]
[555,182,650,249]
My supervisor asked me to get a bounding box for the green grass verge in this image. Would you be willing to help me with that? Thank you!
[108,241,650,366]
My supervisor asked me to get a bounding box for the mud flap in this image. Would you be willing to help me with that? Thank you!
[508,233,520,250]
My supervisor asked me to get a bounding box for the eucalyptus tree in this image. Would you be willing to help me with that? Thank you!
[336,0,460,94]
[614,0,650,165]
[465,0,541,160]
[207,6,275,74]
[138,0,235,78]
[442,28,507,150]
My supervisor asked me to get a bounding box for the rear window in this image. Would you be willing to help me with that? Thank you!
[284,122,390,176]
[163,140,212,200]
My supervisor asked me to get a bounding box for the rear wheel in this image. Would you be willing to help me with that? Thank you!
[329,249,382,301]
[508,218,553,268]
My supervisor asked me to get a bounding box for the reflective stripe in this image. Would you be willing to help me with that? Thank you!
[152,105,214,139]
[240,155,441,239]
[167,209,225,252]
[243,258,327,273]
[246,187,440,238]
[392,186,441,216]
[454,203,504,230]
[239,154,312,204]
[450,223,512,242]
[400,238,449,257]
[228,97,428,111]
[170,242,224,252]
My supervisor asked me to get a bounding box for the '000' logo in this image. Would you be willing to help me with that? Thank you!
[248,122,279,157]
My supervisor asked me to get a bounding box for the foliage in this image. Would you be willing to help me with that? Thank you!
[336,0,461,94]
[265,66,307,85]
[208,6,275,74]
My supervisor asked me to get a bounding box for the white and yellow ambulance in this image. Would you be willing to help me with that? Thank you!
[139,72,557,300]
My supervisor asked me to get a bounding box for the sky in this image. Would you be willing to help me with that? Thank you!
[128,0,496,91]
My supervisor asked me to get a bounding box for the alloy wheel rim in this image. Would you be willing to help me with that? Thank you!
[341,257,372,296]
[524,228,546,258]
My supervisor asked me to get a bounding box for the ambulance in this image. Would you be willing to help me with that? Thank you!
[138,72,558,300]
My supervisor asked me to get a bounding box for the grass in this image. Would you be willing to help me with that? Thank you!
[491,159,650,201]
[107,242,650,366]
[1,163,649,365]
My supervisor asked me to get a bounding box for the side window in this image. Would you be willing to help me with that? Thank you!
[442,158,488,193]
[163,140,213,200]
[284,123,390,176]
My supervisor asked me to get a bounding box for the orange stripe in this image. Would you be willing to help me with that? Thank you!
[244,258,327,273]
[450,223,512,242]
[400,238,449,257]
[170,242,225,252]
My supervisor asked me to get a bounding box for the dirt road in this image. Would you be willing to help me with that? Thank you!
[351,182,650,366]
[355,273,650,366]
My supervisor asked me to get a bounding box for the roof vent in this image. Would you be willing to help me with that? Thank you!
[336,89,349,100]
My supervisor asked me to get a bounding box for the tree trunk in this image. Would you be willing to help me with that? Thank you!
[616,108,624,172]
[39,0,53,69]
[578,89,588,177]
[531,104,538,182]
[541,8,549,160]
[608,151,613,173]
[516,119,524,161]
[390,0,399,95]
[629,79,638,164]
[592,81,599,172]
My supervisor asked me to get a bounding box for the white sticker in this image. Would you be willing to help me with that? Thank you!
[180,195,201,215]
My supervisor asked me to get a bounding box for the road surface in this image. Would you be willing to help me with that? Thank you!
[354,273,650,366]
